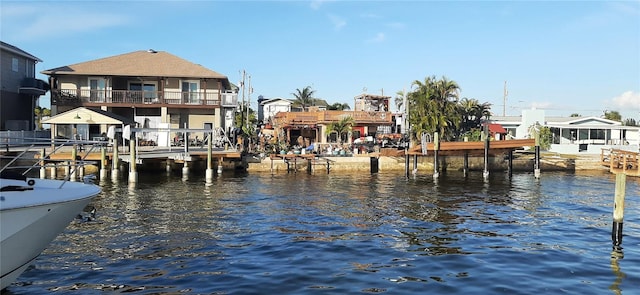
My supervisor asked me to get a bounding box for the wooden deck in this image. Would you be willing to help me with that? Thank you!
[407,139,536,156]
[37,146,242,163]
[601,149,640,177]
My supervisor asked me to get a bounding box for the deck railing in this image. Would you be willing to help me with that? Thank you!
[273,110,393,126]
[52,89,238,107]
[602,148,640,176]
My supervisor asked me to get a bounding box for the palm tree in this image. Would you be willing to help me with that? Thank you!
[459,98,492,136]
[394,89,406,111]
[407,76,461,141]
[292,86,316,111]
[326,116,354,144]
[34,106,51,130]
[327,102,351,110]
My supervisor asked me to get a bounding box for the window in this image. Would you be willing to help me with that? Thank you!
[12,58,19,72]
[89,78,106,101]
[130,82,157,102]
[182,80,199,103]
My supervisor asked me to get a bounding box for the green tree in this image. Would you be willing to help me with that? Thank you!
[327,102,351,110]
[292,86,316,111]
[34,106,51,130]
[394,89,406,111]
[623,118,637,126]
[326,116,354,144]
[407,75,461,141]
[458,97,491,137]
[570,113,581,117]
[528,123,552,151]
[604,110,622,122]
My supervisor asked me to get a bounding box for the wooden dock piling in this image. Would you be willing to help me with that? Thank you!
[128,138,138,183]
[206,135,214,182]
[433,132,440,179]
[612,173,626,257]
[39,148,46,179]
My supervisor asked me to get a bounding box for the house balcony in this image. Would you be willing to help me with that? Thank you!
[51,89,237,109]
[19,78,50,96]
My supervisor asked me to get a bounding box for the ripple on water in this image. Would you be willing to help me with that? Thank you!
[6,171,640,294]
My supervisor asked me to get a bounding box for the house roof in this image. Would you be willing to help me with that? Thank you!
[0,41,42,62]
[41,49,229,81]
[488,123,507,134]
[42,107,135,125]
[260,98,292,105]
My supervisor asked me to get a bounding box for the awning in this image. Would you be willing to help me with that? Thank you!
[488,123,507,134]
[42,107,135,125]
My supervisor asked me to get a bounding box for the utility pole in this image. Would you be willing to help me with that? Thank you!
[503,81,508,116]
[246,75,251,129]
[240,70,246,128]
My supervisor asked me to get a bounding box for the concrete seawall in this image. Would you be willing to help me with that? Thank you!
[247,153,608,173]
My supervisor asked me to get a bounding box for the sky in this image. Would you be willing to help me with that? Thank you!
[2,0,639,120]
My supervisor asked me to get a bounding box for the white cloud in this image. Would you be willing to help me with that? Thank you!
[328,14,346,30]
[2,3,131,42]
[367,32,385,43]
[529,101,553,109]
[310,0,326,10]
[611,90,640,109]
[20,13,130,40]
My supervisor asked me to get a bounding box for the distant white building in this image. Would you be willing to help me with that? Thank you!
[258,97,292,124]
[492,109,639,154]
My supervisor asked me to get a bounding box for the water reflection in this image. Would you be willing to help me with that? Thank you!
[6,171,640,294]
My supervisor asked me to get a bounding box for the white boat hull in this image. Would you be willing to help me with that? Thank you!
[1,178,100,290]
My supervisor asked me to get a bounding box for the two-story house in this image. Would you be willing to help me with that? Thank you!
[258,96,292,124]
[41,49,237,145]
[0,41,49,131]
[271,93,394,150]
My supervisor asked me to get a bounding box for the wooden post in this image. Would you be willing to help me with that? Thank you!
[128,137,138,183]
[206,133,214,182]
[612,173,626,256]
[483,137,490,180]
[217,157,223,175]
[463,152,469,177]
[412,154,418,175]
[534,132,541,178]
[433,132,439,179]
[182,159,189,177]
[100,146,107,180]
[49,163,57,179]
[39,148,46,179]
[307,158,312,174]
[370,156,379,174]
[112,139,119,179]
[508,149,513,178]
[405,153,410,178]
[70,144,77,181]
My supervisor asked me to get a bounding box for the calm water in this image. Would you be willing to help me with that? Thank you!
[4,170,640,294]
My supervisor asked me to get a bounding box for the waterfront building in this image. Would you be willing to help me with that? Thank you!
[0,41,49,131]
[492,108,640,154]
[271,93,394,149]
[41,49,238,146]
[258,97,293,124]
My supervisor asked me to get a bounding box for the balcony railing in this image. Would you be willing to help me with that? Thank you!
[273,110,393,126]
[19,78,50,95]
[52,89,238,107]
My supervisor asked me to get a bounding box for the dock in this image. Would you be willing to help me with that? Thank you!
[407,139,537,156]
[269,154,333,173]
[601,148,640,177]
